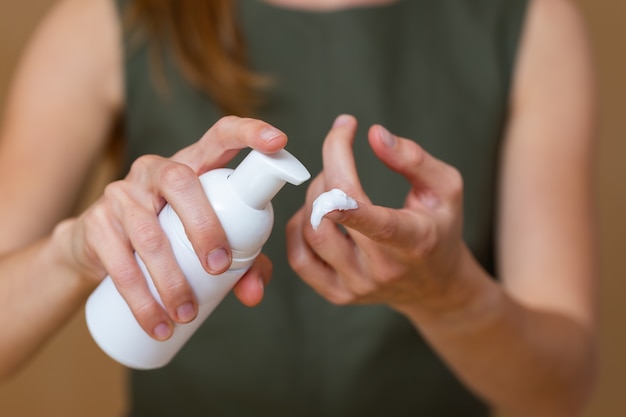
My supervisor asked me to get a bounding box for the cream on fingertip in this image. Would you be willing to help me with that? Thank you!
[310,188,358,231]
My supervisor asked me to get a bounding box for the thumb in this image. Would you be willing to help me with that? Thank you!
[322,199,434,249]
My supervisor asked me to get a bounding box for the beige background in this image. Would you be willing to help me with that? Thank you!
[0,0,623,416]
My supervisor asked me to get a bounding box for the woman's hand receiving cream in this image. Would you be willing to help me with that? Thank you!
[287,114,476,317]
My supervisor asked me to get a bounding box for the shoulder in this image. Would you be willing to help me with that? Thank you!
[18,0,123,113]
[0,0,125,244]
[524,0,592,58]
[527,0,587,26]
[505,0,595,167]
[513,0,594,106]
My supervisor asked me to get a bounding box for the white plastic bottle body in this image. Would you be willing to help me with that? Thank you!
[85,168,273,370]
[85,149,310,370]
[85,251,247,370]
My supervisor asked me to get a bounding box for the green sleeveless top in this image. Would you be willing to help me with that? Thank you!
[118,1,528,415]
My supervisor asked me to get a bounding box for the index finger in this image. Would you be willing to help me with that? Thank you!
[172,116,288,174]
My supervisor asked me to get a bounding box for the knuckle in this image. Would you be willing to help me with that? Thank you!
[370,225,395,243]
[217,114,240,127]
[447,166,464,199]
[369,216,397,243]
[158,163,196,191]
[376,268,402,286]
[133,299,163,326]
[351,281,375,300]
[242,117,268,143]
[304,226,327,248]
[132,221,167,254]
[287,247,307,274]
[157,270,189,297]
[129,154,160,176]
[112,269,167,329]
[85,202,109,226]
[82,204,115,246]
[212,115,240,138]
[189,212,219,238]
[102,180,126,202]
[209,116,274,152]
[159,275,186,297]
[407,142,427,168]
[413,222,438,257]
[327,290,355,306]
[112,264,142,291]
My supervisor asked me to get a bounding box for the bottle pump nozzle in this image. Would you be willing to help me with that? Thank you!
[228,149,311,210]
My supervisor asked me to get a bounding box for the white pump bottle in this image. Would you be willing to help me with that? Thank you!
[85,149,310,370]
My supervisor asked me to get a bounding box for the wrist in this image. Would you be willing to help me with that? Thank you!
[393,245,502,330]
[49,218,101,295]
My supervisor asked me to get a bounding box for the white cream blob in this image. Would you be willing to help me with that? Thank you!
[310,188,358,231]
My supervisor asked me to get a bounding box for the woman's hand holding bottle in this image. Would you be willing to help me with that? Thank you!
[59,116,287,341]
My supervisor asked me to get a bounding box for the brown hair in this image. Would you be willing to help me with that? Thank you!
[126,0,264,116]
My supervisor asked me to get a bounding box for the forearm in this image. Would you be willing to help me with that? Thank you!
[0,220,97,380]
[398,247,596,417]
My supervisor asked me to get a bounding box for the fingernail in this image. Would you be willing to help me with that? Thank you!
[208,248,230,273]
[324,209,346,223]
[176,302,196,323]
[260,127,283,142]
[333,114,352,127]
[379,126,396,148]
[153,322,172,340]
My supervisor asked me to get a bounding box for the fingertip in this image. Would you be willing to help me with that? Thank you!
[332,114,356,128]
[233,272,265,307]
[368,125,425,178]
[258,125,288,152]
[259,127,284,142]
[369,124,397,150]
[260,126,287,143]
[174,301,197,324]
[233,254,271,306]
[152,321,174,341]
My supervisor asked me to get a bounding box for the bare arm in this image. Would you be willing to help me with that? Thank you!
[0,0,123,378]
[0,0,123,248]
[287,0,597,416]
[411,0,598,415]
[0,0,282,379]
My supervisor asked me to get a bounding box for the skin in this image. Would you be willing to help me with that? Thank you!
[0,0,596,416]
[287,1,597,416]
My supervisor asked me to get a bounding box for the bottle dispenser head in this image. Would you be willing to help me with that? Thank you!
[228,149,311,210]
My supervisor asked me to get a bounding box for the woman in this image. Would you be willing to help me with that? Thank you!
[0,0,597,416]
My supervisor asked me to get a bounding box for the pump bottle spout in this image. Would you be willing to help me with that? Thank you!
[227,149,311,210]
